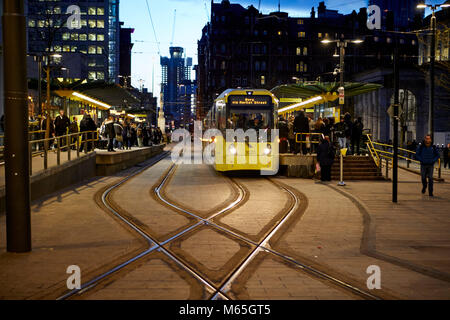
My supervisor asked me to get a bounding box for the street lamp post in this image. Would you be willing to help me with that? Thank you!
[321,38,363,112]
[417,2,450,141]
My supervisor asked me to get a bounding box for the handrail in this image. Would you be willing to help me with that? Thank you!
[295,132,324,144]
[365,134,380,167]
[366,134,443,179]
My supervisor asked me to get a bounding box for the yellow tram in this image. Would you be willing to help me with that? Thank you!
[205,89,279,174]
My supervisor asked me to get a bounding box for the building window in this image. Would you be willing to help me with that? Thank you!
[298,19,304,25]
[261,76,265,85]
[88,20,96,28]
[303,47,308,56]
[70,33,79,41]
[278,31,282,36]
[387,37,392,43]
[97,8,105,16]
[261,61,266,71]
[81,20,87,27]
[88,58,96,67]
[63,45,70,52]
[318,32,323,38]
[71,46,77,52]
[97,72,105,80]
[88,46,96,54]
[255,61,260,71]
[89,34,96,41]
[88,7,96,15]
[298,32,306,38]
[28,19,36,27]
[221,61,226,70]
[62,33,70,41]
[296,47,301,56]
[80,34,87,41]
[97,20,105,28]
[97,46,103,54]
[97,34,105,41]
[88,71,96,80]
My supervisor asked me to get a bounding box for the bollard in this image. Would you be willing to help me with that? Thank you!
[338,151,346,186]
[385,158,389,179]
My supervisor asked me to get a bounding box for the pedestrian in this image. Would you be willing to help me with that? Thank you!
[69,117,79,150]
[317,136,335,182]
[130,123,137,147]
[122,122,131,150]
[137,124,144,147]
[79,114,97,152]
[351,117,364,156]
[54,109,70,150]
[415,135,440,197]
[278,116,289,153]
[444,143,449,169]
[293,111,309,155]
[105,116,116,152]
[287,116,295,153]
[113,119,124,150]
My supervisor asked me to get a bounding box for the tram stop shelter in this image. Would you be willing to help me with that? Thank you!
[271,82,383,122]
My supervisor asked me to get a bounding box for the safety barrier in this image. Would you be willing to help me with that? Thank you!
[1,130,99,176]
[364,134,442,180]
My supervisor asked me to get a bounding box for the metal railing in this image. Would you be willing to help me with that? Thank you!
[295,132,325,144]
[1,130,99,176]
[365,134,442,180]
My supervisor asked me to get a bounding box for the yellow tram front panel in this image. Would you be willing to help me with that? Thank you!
[214,136,276,172]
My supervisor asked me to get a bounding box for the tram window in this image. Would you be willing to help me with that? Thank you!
[228,111,272,131]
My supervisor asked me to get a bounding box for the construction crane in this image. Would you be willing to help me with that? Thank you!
[258,0,261,11]
[170,9,176,47]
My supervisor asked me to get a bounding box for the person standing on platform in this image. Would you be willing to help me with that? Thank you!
[317,136,335,182]
[54,109,70,150]
[351,117,364,156]
[105,116,116,152]
[278,116,289,154]
[68,117,79,150]
[416,135,440,197]
[293,111,309,155]
[443,143,449,169]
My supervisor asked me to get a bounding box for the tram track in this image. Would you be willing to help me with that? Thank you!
[58,152,383,300]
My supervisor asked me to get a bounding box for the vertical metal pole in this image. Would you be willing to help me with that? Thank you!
[3,0,31,252]
[393,38,399,203]
[339,42,345,88]
[429,12,436,141]
[38,56,42,116]
[57,137,60,165]
[67,134,71,161]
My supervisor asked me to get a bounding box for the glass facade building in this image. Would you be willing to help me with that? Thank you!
[26,0,120,83]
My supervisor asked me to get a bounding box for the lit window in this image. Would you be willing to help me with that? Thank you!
[88,20,96,28]
[303,47,308,55]
[298,19,304,25]
[412,40,416,45]
[62,33,70,41]
[38,20,45,28]
[261,75,265,85]
[63,45,70,52]
[318,33,322,38]
[296,47,301,55]
[387,37,392,43]
[81,20,87,27]
[97,46,103,54]
[70,33,79,41]
[88,59,96,67]
[54,46,62,52]
[54,7,61,14]
[298,32,306,38]
[88,7,96,15]
[88,72,96,80]
[278,31,282,36]
[97,72,105,80]
[28,19,36,27]
[89,34,96,41]
[71,46,77,52]
[97,34,105,41]
[97,20,105,28]
[79,34,87,41]
[97,8,105,16]
[88,46,96,54]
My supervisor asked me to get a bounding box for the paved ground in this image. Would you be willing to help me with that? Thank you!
[0,149,449,300]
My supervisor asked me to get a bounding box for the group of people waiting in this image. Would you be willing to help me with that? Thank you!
[100,116,163,152]
[278,111,364,157]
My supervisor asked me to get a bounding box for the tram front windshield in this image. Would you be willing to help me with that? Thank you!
[227,110,273,131]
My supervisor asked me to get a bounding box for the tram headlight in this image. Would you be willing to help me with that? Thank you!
[264,144,272,155]
[229,145,237,155]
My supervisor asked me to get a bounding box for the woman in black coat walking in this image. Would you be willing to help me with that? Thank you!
[317,136,335,182]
